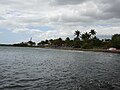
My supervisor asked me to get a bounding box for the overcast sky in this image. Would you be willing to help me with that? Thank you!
[0,0,120,44]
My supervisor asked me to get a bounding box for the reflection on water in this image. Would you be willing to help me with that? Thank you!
[0,46,120,90]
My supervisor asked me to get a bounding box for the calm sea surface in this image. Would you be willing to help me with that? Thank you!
[0,46,120,90]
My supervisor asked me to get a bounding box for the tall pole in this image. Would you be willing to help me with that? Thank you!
[30,37,32,41]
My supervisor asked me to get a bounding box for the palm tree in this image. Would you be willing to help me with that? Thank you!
[74,30,80,38]
[89,29,96,39]
[81,32,91,43]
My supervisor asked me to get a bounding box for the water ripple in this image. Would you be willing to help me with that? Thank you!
[0,46,120,90]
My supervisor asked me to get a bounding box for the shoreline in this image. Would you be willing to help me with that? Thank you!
[44,47,120,54]
[1,45,120,54]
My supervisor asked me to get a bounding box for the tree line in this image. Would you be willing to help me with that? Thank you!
[13,29,120,49]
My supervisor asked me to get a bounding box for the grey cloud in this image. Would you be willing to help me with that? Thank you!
[95,0,120,19]
[0,0,24,7]
[60,15,93,23]
[0,0,120,42]
[48,12,94,24]
[83,10,114,20]
[103,0,120,18]
[77,0,120,20]
[50,0,89,5]
[0,0,16,5]
[50,0,120,22]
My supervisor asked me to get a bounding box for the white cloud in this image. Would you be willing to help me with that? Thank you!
[12,28,29,33]
[0,0,120,43]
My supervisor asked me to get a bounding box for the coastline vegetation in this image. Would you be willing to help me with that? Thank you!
[1,29,120,51]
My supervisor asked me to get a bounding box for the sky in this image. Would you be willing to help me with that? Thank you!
[0,0,120,44]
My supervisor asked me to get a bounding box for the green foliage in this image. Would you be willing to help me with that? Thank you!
[81,32,91,43]
[82,43,93,49]
[13,41,36,47]
[37,41,46,46]
[49,39,54,45]
[90,36,102,47]
[73,30,99,48]
[11,29,120,49]
[27,41,36,46]
[111,34,120,49]
[53,38,63,47]
[45,40,49,44]
[65,37,71,47]
[73,38,81,48]
[13,42,28,47]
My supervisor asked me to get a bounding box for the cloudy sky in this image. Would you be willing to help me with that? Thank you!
[0,0,120,44]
